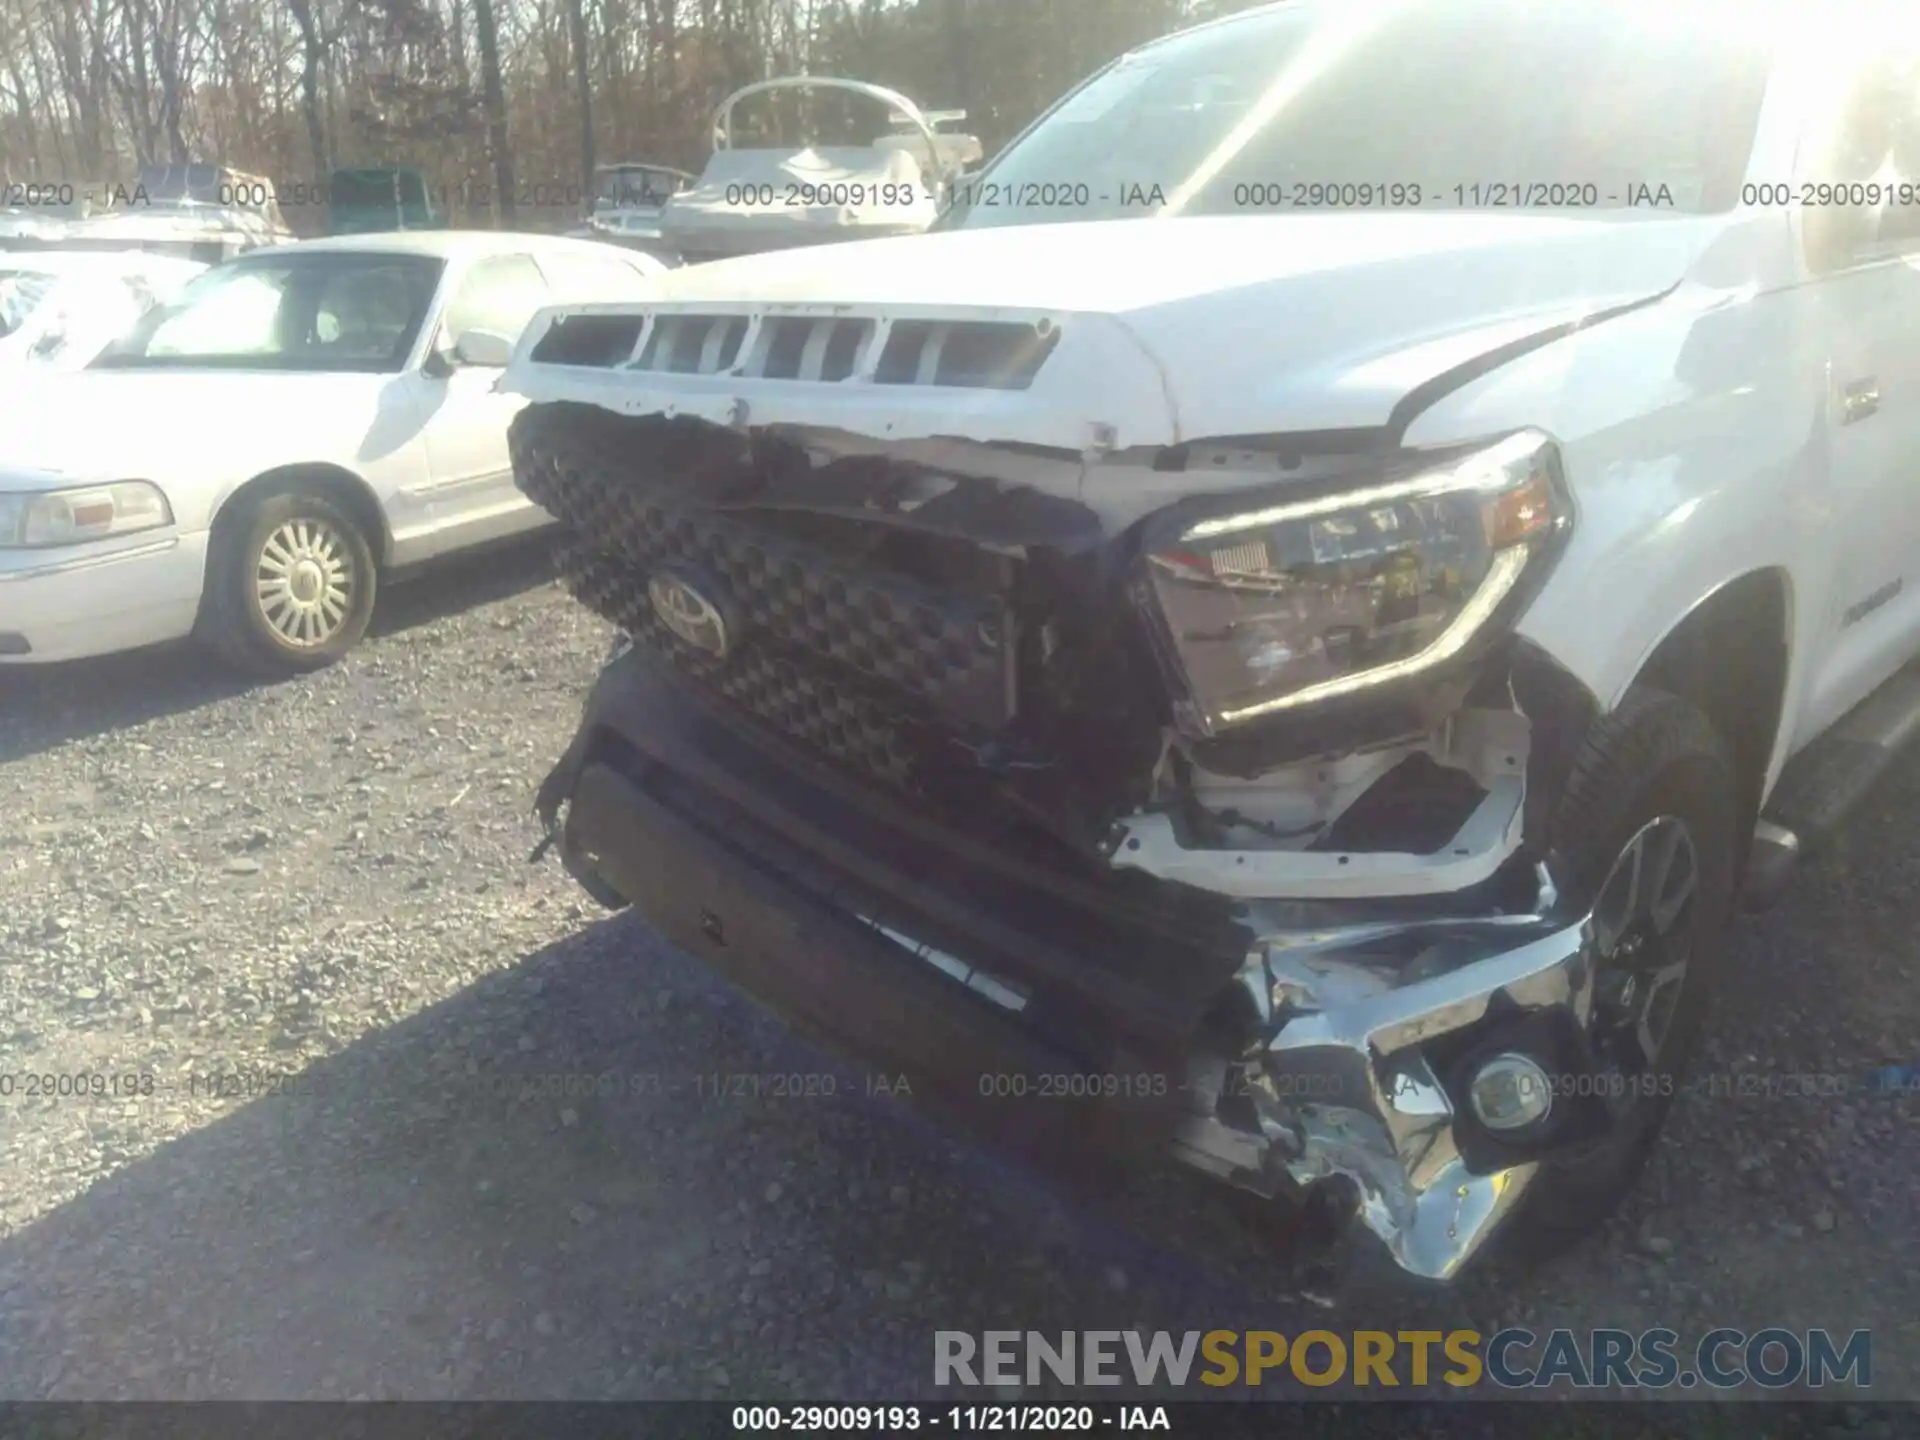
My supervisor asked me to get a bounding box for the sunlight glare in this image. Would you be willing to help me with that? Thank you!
[1159,0,1409,220]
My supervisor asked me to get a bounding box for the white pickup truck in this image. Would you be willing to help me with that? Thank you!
[504,0,1920,1282]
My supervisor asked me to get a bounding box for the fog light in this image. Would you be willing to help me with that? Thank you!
[1468,1053,1553,1131]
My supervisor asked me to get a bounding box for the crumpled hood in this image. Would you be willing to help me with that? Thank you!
[511,211,1723,448]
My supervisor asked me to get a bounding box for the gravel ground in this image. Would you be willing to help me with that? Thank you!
[0,539,1913,1418]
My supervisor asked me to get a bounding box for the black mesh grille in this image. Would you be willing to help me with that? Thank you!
[516,409,1011,798]
[560,539,926,792]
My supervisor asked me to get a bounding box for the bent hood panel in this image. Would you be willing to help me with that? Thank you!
[504,212,1721,448]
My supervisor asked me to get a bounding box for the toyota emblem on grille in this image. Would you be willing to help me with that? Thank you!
[649,570,731,659]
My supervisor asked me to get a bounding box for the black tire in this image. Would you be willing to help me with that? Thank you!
[1494,686,1739,1265]
[196,488,378,676]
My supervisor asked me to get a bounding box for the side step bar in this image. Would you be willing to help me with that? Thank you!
[1742,666,1920,911]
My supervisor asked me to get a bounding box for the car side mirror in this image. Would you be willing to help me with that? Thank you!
[452,329,515,368]
[28,317,68,362]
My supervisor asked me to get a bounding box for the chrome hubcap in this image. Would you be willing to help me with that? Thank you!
[1588,815,1698,1111]
[255,518,354,647]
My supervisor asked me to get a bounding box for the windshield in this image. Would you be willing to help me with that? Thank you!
[0,269,57,338]
[332,172,415,204]
[329,171,435,229]
[944,0,1774,230]
[136,163,225,206]
[94,251,444,371]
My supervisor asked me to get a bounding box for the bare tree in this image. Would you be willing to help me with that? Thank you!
[284,0,333,175]
[470,0,513,222]
[564,0,592,195]
[0,0,1220,213]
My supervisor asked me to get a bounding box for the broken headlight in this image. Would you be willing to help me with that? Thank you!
[1139,430,1570,737]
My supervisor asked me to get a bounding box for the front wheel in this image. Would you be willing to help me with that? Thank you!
[1495,686,1738,1264]
[196,489,378,676]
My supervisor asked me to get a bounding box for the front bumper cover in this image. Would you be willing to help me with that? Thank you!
[1172,896,1594,1279]
[538,649,1603,1282]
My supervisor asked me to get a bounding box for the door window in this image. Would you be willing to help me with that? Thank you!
[310,264,429,360]
[440,253,550,353]
[99,253,443,370]
[144,267,285,355]
[1802,49,1920,269]
[1870,52,1920,250]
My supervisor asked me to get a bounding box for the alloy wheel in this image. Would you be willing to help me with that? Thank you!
[254,517,357,648]
[1586,815,1699,1114]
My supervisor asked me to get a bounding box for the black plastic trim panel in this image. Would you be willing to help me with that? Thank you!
[554,653,1254,1049]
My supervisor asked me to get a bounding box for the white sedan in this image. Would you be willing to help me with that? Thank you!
[0,250,205,371]
[0,231,664,672]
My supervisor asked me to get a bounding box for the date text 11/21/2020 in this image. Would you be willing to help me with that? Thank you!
[27,176,1920,217]
[731,1406,1173,1432]
[0,1068,916,1104]
[7,1065,1917,1106]
[9,175,1693,218]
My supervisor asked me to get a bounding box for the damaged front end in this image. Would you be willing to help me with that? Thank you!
[508,311,1616,1283]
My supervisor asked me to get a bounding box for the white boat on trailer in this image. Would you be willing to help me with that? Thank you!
[656,76,982,265]
[567,162,697,261]
[46,164,293,263]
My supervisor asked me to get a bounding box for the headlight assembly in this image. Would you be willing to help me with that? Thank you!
[0,481,173,549]
[1138,430,1570,737]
